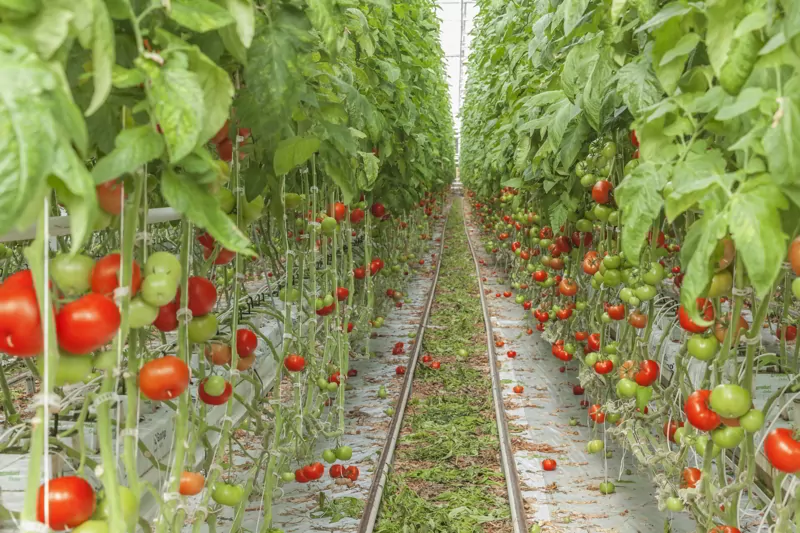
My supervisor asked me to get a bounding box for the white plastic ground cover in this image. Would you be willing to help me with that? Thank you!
[178,221,446,532]
[462,211,700,533]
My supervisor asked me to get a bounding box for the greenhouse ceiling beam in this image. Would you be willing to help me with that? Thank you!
[0,208,182,243]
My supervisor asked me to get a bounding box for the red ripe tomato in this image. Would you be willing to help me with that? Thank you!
[573,385,585,395]
[353,267,366,280]
[370,258,384,276]
[139,356,191,401]
[663,420,683,442]
[592,180,613,204]
[539,226,553,239]
[582,255,600,275]
[179,472,205,496]
[329,464,344,478]
[181,276,217,316]
[395,365,406,375]
[542,459,557,471]
[37,476,96,530]
[628,310,648,329]
[778,325,797,342]
[764,428,800,473]
[571,231,592,247]
[198,378,233,405]
[632,149,640,159]
[91,253,142,297]
[211,120,229,144]
[422,354,432,363]
[203,246,235,265]
[236,329,258,357]
[0,279,43,357]
[507,350,517,358]
[589,404,605,423]
[594,360,613,375]
[553,235,571,253]
[330,202,346,222]
[154,301,179,332]
[681,467,701,489]
[303,462,325,481]
[346,322,354,333]
[336,287,349,301]
[197,232,216,248]
[218,138,233,161]
[556,308,572,320]
[558,278,578,297]
[533,270,548,283]
[295,468,309,483]
[709,527,741,533]
[513,385,524,394]
[678,298,714,333]
[284,354,305,372]
[350,208,365,224]
[586,333,601,352]
[575,331,588,342]
[96,179,125,216]
[635,360,659,386]
[344,465,359,481]
[56,294,120,354]
[607,304,625,321]
[520,250,531,261]
[685,389,720,431]
[630,129,639,147]
[329,372,341,384]
[371,203,386,217]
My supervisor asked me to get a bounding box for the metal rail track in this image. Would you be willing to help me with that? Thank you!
[358,199,527,533]
[462,203,528,533]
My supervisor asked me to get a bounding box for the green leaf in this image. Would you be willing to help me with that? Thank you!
[616,162,668,263]
[616,55,663,117]
[735,10,767,38]
[548,201,570,231]
[219,25,248,63]
[636,2,692,33]
[0,44,60,235]
[138,58,205,162]
[224,0,255,48]
[85,0,114,116]
[714,87,764,121]
[561,35,601,102]
[243,165,267,202]
[161,168,253,254]
[169,0,235,32]
[611,0,628,20]
[524,91,566,108]
[559,115,592,169]
[583,48,614,130]
[680,211,730,311]
[50,142,97,252]
[563,0,590,36]
[665,151,728,221]
[274,136,320,175]
[502,178,523,188]
[357,151,379,191]
[728,177,789,297]
[659,32,700,66]
[705,0,736,76]
[308,0,341,54]
[763,94,800,186]
[92,126,165,184]
[16,4,73,59]
[112,65,146,88]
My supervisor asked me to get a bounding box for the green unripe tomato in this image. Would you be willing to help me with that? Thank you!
[215,188,235,214]
[280,472,296,482]
[322,449,337,463]
[378,385,388,399]
[634,284,657,301]
[687,334,718,361]
[569,417,578,426]
[212,483,244,506]
[694,435,721,458]
[793,277,800,299]
[144,252,182,281]
[673,426,687,445]
[607,413,621,424]
[37,354,93,386]
[665,497,684,512]
[619,288,633,303]
[129,297,158,328]
[204,375,227,396]
[188,313,218,343]
[709,384,751,418]
[326,382,338,392]
[711,426,745,449]
[599,482,615,494]
[335,446,353,461]
[321,217,338,235]
[587,440,605,453]
[739,408,765,432]
[616,378,638,398]
[50,254,94,296]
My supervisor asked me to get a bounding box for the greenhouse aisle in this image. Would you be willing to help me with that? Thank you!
[463,202,697,533]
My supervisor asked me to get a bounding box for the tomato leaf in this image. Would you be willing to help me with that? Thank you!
[635,2,693,33]
[112,65,146,88]
[561,35,600,102]
[161,168,253,255]
[138,58,205,162]
[715,88,765,121]
[583,48,614,131]
[563,0,590,36]
[223,0,255,48]
[92,126,165,185]
[616,161,668,263]
[705,0,736,76]
[50,142,98,253]
[558,115,592,169]
[763,91,800,186]
[168,0,235,33]
[652,26,698,94]
[680,211,729,313]
[85,0,114,116]
[274,136,320,176]
[728,177,789,297]
[0,43,61,235]
[616,54,663,117]
[243,164,268,202]
[357,151,380,191]
[665,150,728,221]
